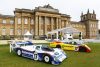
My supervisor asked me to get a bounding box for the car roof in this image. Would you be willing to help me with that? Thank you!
[15,41,33,45]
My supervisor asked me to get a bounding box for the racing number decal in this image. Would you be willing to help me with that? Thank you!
[33,52,38,60]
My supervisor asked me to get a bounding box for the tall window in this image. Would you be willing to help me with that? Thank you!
[62,21,65,27]
[24,29,27,34]
[10,20,14,24]
[31,19,34,24]
[31,29,33,34]
[47,25,51,31]
[91,24,93,27]
[18,18,21,24]
[25,18,28,24]
[2,28,6,35]
[10,29,14,35]
[17,29,21,35]
[41,17,44,30]
[2,20,6,24]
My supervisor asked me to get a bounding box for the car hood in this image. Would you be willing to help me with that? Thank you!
[53,48,67,62]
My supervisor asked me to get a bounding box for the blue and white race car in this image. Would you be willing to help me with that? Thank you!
[10,41,67,65]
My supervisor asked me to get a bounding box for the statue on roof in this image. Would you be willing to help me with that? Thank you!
[43,4,54,9]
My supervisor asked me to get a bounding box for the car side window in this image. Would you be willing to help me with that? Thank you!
[36,46,40,50]
[42,46,54,51]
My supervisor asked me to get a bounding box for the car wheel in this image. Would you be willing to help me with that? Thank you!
[44,55,50,63]
[56,45,61,48]
[79,46,86,52]
[17,50,22,56]
[75,47,79,51]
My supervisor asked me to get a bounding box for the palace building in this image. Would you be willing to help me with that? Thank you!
[0,4,99,39]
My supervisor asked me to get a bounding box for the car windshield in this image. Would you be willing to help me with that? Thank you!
[42,46,54,51]
[25,41,33,45]
[16,41,33,46]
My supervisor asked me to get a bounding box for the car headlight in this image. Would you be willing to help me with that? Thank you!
[54,56,59,61]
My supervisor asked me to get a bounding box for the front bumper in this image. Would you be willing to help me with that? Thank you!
[52,54,67,65]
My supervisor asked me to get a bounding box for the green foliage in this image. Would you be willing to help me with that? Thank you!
[0,36,3,40]
[0,35,11,40]
[0,43,100,67]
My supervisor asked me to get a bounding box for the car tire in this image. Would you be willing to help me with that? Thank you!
[44,55,50,63]
[17,49,22,56]
[75,47,79,51]
[56,45,61,48]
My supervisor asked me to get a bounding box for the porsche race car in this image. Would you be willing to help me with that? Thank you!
[50,41,77,50]
[10,41,67,65]
[50,41,91,52]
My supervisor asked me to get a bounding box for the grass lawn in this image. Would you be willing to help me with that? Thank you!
[0,43,100,67]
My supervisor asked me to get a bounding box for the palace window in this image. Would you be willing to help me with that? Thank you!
[17,29,21,35]
[2,28,6,35]
[10,29,14,35]
[25,18,28,24]
[91,24,93,27]
[2,20,6,24]
[31,29,34,34]
[10,20,14,24]
[31,19,34,24]
[41,24,44,30]
[18,18,21,24]
[47,25,51,31]
[63,21,66,27]
[24,29,27,34]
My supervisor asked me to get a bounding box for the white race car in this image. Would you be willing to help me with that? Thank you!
[10,41,67,65]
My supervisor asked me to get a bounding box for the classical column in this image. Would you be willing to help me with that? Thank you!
[64,20,66,27]
[66,21,68,27]
[28,17,31,32]
[21,17,24,35]
[38,16,41,35]
[35,15,39,36]
[43,16,45,35]
[14,17,18,35]
[44,16,47,35]
[56,18,58,29]
[58,18,60,29]
[59,18,61,29]
[51,17,53,31]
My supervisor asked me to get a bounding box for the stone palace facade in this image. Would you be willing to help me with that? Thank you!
[0,4,99,39]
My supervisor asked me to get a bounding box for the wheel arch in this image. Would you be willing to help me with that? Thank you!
[43,53,54,61]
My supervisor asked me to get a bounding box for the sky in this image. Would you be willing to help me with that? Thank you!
[0,0,100,29]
